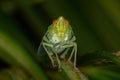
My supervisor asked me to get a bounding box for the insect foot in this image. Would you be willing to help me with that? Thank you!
[51,55,62,71]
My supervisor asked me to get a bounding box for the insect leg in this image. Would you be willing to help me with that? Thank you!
[54,51,61,71]
[68,42,77,67]
[42,42,55,67]
[68,47,75,61]
[62,42,77,67]
[73,43,77,67]
[60,48,70,59]
[68,35,77,67]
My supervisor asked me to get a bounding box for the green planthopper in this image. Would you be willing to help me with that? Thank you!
[37,16,77,70]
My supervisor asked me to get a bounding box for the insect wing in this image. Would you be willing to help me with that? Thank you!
[37,30,49,55]
[37,41,45,55]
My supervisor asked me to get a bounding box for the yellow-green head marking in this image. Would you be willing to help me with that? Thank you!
[48,16,72,43]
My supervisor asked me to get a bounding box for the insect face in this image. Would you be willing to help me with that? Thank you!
[49,16,72,43]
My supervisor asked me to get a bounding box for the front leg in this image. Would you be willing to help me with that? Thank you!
[62,42,77,67]
[53,44,62,71]
[42,42,55,67]
[68,42,77,67]
[43,42,61,71]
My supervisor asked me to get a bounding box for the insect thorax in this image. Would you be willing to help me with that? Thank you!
[47,31,72,44]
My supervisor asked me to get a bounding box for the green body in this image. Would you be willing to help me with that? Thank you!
[48,17,72,43]
[38,16,77,70]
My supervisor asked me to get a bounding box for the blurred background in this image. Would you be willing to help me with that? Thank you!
[1,0,120,79]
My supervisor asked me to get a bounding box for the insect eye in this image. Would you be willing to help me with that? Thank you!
[53,19,57,25]
[65,19,69,26]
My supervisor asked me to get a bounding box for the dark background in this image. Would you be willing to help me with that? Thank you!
[1,0,120,52]
[0,0,120,77]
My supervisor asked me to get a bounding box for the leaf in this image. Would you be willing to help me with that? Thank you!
[0,67,30,80]
[78,51,120,66]
[0,32,48,80]
[80,65,120,80]
[61,61,88,80]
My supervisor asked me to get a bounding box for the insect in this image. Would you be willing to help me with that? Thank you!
[37,16,77,70]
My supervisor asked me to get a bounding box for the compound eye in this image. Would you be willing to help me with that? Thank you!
[53,19,57,25]
[65,19,69,26]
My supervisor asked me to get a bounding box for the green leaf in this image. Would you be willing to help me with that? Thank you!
[80,65,120,80]
[61,61,88,80]
[0,68,30,80]
[78,51,120,66]
[0,32,48,80]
